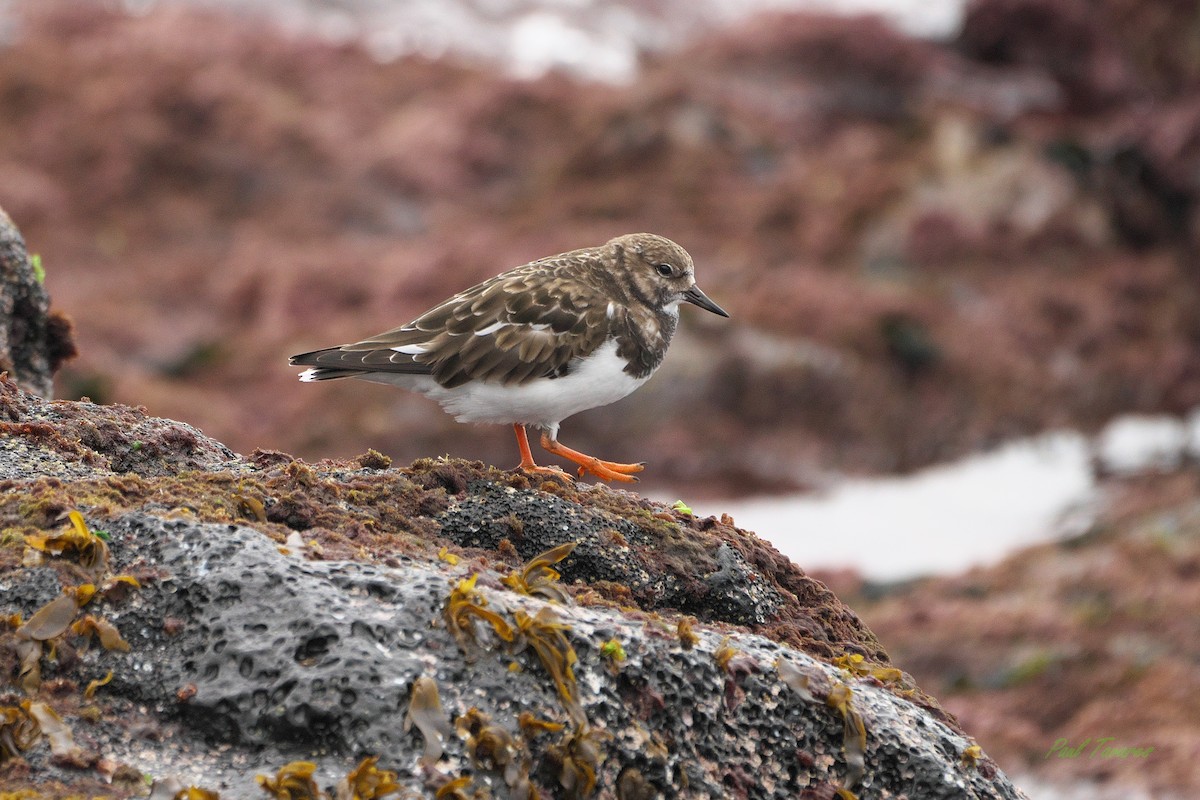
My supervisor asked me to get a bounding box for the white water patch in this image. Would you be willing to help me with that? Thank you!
[98,1,967,84]
[691,432,1096,581]
[783,0,963,37]
[1095,413,1200,474]
[504,0,964,81]
[508,10,641,83]
[677,410,1200,581]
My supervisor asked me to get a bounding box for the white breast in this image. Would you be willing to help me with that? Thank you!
[357,338,650,435]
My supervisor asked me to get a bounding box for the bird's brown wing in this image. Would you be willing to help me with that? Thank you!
[291,255,614,388]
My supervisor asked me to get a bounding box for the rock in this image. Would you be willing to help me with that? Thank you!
[0,373,240,481]
[0,375,1026,798]
[437,482,786,630]
[0,205,76,398]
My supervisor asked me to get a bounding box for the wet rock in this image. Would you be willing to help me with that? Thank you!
[0,372,1026,798]
[69,511,1017,798]
[0,374,239,481]
[438,482,783,627]
[106,513,440,755]
[0,205,75,398]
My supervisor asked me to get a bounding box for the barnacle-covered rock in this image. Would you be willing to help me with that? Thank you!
[0,509,1024,797]
[0,377,1025,798]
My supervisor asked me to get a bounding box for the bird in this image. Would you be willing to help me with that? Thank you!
[290,233,729,483]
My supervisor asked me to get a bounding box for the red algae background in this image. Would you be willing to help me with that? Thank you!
[3,0,1200,495]
[4,1,1200,795]
[832,467,1200,797]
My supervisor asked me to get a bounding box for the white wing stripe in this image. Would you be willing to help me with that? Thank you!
[474,321,507,336]
[472,321,552,336]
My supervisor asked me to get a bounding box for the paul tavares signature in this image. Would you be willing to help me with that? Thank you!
[1045,737,1154,760]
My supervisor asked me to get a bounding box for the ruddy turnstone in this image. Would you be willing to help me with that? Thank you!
[290,233,728,482]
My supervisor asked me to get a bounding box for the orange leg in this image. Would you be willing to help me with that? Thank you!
[512,424,572,481]
[539,432,645,483]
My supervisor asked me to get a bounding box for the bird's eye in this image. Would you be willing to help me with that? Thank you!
[655,264,673,277]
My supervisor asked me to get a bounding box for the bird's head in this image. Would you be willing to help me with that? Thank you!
[609,233,729,318]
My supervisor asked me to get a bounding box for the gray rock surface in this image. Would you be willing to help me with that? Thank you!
[7,511,1017,798]
[0,377,1027,798]
[0,373,241,481]
[4,513,1027,800]
[439,482,783,627]
[0,204,75,398]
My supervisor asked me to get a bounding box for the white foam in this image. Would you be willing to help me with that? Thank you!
[673,409,1200,581]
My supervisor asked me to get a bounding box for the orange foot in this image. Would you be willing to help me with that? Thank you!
[511,424,574,483]
[539,432,645,484]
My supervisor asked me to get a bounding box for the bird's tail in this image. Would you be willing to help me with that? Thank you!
[297,367,363,382]
[290,345,434,381]
[290,348,365,382]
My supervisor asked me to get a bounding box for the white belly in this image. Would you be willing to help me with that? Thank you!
[357,338,650,433]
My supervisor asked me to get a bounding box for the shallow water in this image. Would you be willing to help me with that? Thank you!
[677,411,1200,580]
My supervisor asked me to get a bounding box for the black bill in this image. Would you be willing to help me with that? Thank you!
[682,285,730,318]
